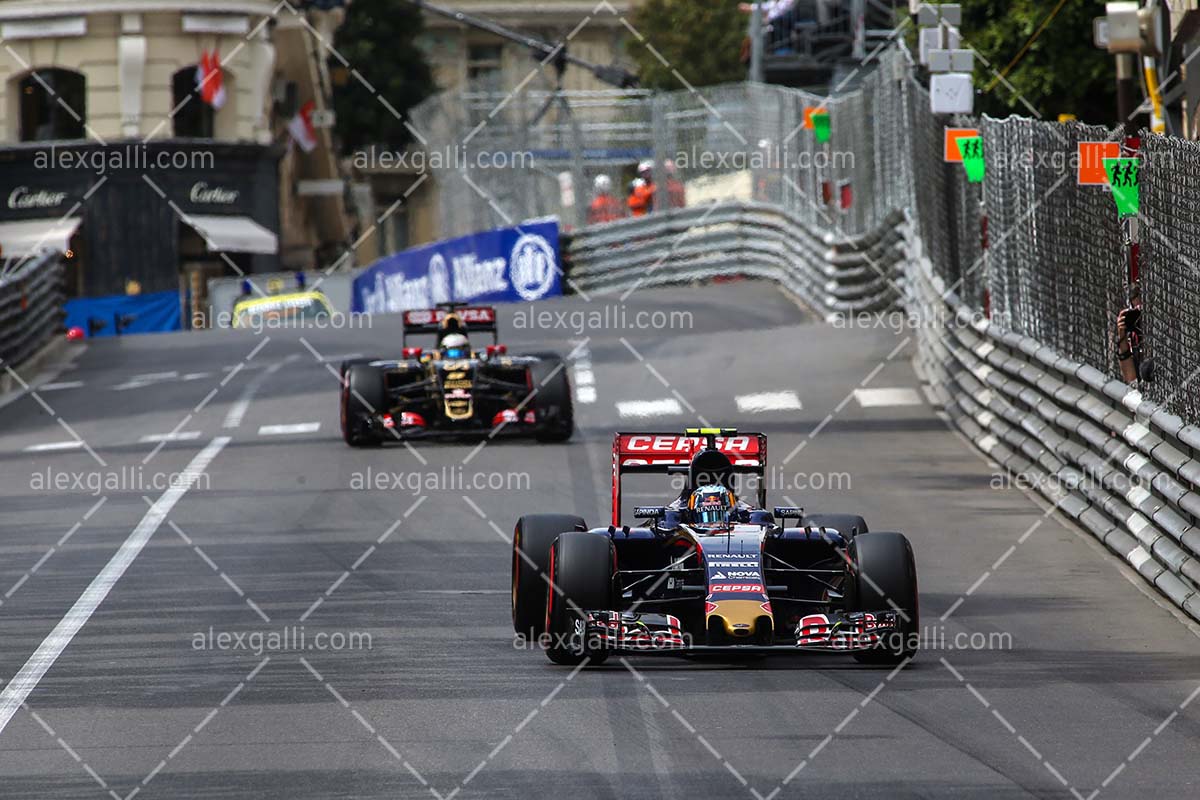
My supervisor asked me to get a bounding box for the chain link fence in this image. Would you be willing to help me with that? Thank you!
[408,44,1199,421]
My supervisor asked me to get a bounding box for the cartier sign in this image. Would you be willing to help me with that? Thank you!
[189,181,240,204]
[8,186,68,209]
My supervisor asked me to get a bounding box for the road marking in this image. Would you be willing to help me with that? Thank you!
[0,436,229,735]
[570,340,597,404]
[23,441,85,453]
[258,422,320,436]
[736,391,801,413]
[138,431,202,443]
[223,356,292,428]
[853,388,923,407]
[38,381,83,391]
[617,398,683,418]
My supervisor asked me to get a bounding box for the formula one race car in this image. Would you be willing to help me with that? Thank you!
[511,428,919,665]
[339,303,573,445]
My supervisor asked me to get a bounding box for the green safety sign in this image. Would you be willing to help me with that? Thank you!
[1103,157,1139,216]
[812,111,830,143]
[956,136,985,183]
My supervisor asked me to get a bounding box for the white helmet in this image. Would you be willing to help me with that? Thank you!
[637,159,654,176]
[440,333,470,358]
[594,174,612,193]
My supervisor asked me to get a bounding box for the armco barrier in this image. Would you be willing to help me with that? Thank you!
[567,201,906,314]
[906,231,1200,624]
[0,252,65,370]
[570,206,1200,624]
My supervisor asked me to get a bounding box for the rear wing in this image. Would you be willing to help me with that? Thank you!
[402,304,498,345]
[611,429,767,525]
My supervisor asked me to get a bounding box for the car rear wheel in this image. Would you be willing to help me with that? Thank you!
[512,514,586,640]
[846,531,918,665]
[528,355,574,442]
[545,532,614,666]
[341,364,386,448]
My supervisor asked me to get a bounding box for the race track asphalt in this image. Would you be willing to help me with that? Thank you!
[1,281,1198,799]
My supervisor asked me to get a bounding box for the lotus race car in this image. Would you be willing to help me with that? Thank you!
[511,428,919,665]
[340,304,573,446]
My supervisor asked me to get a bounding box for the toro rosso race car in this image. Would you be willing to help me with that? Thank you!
[511,428,919,665]
[339,303,573,446]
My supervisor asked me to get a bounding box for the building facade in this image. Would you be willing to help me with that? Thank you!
[0,0,351,304]
[356,0,640,260]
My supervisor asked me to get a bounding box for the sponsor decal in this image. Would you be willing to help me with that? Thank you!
[705,601,719,614]
[713,570,760,579]
[709,583,764,594]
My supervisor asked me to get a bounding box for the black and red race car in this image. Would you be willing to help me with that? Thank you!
[339,303,573,446]
[511,428,919,665]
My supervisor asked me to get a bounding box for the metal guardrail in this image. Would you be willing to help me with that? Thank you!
[908,231,1200,624]
[567,201,905,313]
[569,201,1200,623]
[0,252,65,371]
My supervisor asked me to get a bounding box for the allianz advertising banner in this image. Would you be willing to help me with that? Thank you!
[353,219,562,313]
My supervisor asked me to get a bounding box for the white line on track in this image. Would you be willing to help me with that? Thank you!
[617,398,684,418]
[258,422,320,436]
[736,390,802,413]
[223,356,293,428]
[38,381,83,391]
[0,436,229,736]
[853,387,923,407]
[570,340,597,404]
[138,431,202,444]
[23,441,85,453]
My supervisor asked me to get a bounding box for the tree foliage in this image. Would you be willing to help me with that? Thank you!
[959,0,1116,124]
[627,0,748,91]
[332,0,434,154]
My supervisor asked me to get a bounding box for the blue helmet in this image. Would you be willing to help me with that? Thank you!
[688,484,734,525]
[441,332,470,359]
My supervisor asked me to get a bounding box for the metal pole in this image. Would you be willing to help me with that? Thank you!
[1116,53,1139,125]
[749,3,764,83]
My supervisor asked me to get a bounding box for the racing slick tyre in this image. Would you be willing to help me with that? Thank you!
[339,357,380,377]
[544,532,614,666]
[528,355,574,443]
[341,364,386,448]
[512,514,586,640]
[846,532,919,665]
[801,513,869,540]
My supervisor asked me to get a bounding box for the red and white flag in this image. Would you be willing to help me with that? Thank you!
[287,100,318,153]
[195,50,226,109]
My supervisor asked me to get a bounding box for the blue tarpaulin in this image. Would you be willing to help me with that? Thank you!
[64,290,182,338]
[353,219,562,314]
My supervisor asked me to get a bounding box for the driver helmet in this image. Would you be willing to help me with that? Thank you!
[440,332,470,359]
[688,484,735,525]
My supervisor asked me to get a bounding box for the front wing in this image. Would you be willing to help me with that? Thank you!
[574,610,901,654]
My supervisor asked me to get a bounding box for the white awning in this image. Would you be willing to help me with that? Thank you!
[0,217,81,258]
[184,214,277,255]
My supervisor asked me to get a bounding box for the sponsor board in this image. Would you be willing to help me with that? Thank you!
[354,219,562,313]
